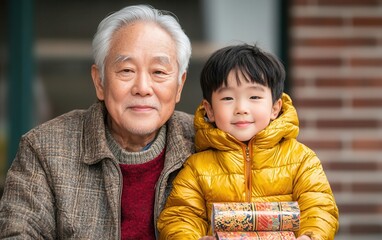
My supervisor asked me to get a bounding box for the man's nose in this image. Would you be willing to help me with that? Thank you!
[131,73,153,96]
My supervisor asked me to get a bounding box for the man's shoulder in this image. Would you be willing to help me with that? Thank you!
[168,110,193,129]
[29,109,87,134]
[165,111,195,156]
[172,110,194,122]
[23,103,102,141]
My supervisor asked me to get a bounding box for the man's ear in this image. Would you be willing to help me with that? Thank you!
[202,99,215,122]
[271,98,282,120]
[91,64,105,101]
[175,72,187,103]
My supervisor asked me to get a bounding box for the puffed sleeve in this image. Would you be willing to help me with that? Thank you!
[158,157,209,240]
[294,153,339,240]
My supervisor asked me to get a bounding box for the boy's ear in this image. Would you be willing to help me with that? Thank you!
[202,99,215,122]
[271,98,282,120]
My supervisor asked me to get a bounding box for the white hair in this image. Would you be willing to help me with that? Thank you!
[92,4,192,84]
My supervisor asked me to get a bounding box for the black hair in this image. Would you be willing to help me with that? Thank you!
[200,44,285,104]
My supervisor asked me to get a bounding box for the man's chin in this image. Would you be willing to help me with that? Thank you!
[126,123,159,136]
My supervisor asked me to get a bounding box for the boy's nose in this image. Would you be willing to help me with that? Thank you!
[235,102,249,115]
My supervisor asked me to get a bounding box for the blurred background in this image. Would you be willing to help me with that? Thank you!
[1,0,381,239]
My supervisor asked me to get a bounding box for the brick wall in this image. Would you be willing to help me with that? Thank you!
[289,0,382,239]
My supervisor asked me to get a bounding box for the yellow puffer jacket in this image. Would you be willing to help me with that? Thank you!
[158,93,339,240]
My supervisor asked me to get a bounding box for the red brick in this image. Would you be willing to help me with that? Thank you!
[294,98,342,108]
[352,16,382,27]
[350,57,382,67]
[348,224,382,234]
[353,98,382,107]
[315,77,382,88]
[316,0,380,6]
[292,0,311,5]
[329,182,343,192]
[293,78,307,87]
[294,37,377,47]
[323,161,379,171]
[353,183,382,193]
[302,140,342,150]
[316,119,379,128]
[292,57,342,67]
[331,182,382,193]
[292,0,380,6]
[338,203,382,214]
[292,17,344,27]
[352,139,382,150]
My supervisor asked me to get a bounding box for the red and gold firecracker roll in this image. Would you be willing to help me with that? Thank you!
[215,231,296,240]
[211,202,300,233]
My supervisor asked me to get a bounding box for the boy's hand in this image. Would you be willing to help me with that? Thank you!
[297,235,311,240]
[199,236,216,240]
[198,234,310,240]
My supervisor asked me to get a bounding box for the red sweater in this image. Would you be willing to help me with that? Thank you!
[119,149,165,239]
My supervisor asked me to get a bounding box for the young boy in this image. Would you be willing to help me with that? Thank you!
[157,44,339,240]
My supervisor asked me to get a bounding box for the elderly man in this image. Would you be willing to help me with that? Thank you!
[0,5,194,239]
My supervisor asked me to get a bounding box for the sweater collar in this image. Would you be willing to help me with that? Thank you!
[105,124,166,165]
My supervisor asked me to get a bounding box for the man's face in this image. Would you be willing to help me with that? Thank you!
[92,21,185,149]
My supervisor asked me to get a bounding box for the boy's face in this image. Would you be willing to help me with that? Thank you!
[203,70,282,142]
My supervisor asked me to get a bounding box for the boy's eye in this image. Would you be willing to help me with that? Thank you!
[221,97,233,101]
[250,96,261,100]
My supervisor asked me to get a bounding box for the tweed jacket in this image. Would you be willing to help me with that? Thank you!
[0,101,195,239]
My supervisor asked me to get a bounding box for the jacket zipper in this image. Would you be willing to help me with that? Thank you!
[244,146,252,202]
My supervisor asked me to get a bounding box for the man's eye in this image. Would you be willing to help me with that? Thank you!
[154,70,166,75]
[122,69,133,73]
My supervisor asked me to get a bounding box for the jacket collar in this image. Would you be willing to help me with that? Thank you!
[162,111,195,170]
[194,93,299,152]
[82,101,114,165]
